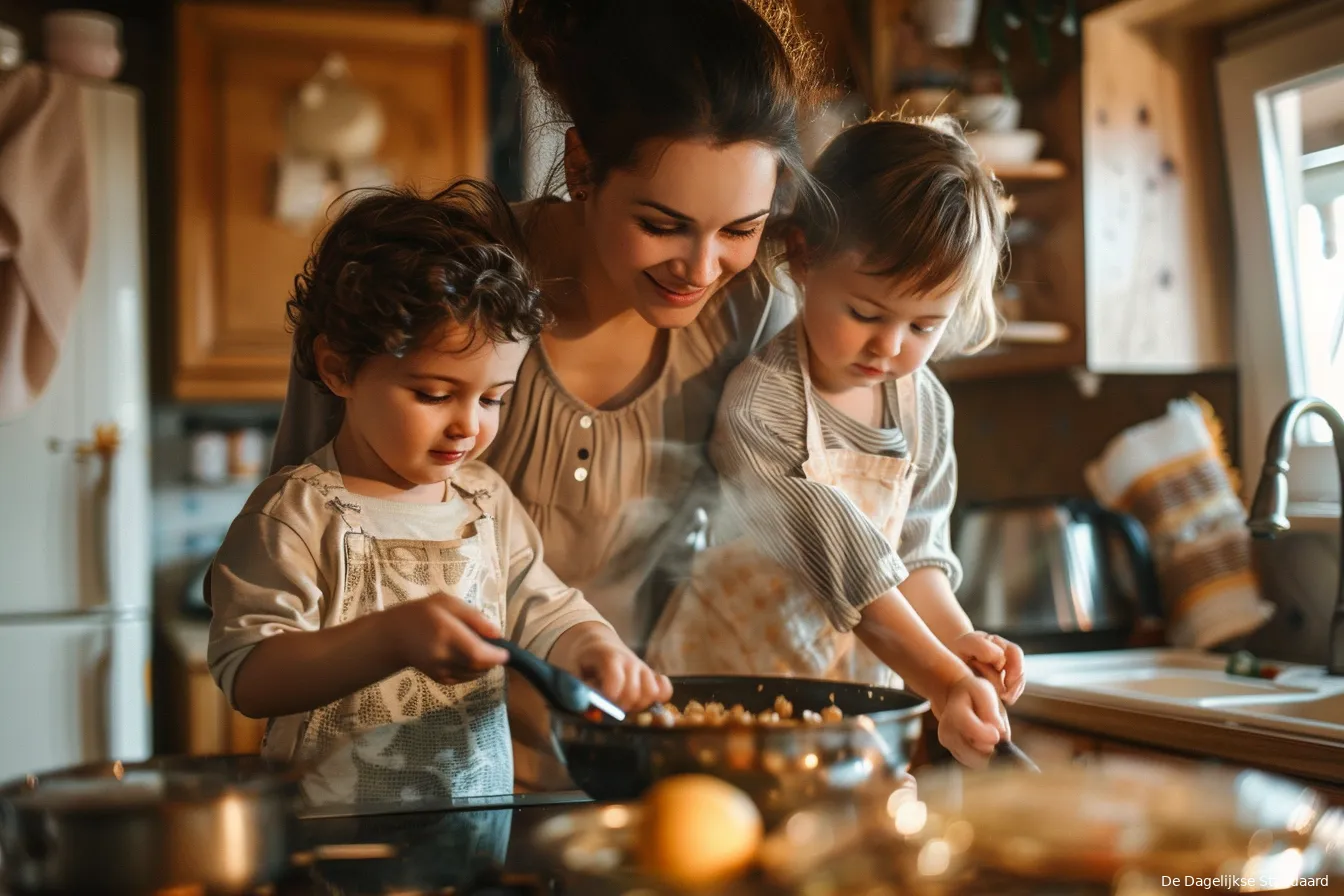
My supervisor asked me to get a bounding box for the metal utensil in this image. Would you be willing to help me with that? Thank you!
[485,636,625,722]
[552,675,929,824]
[993,739,1041,773]
[0,755,299,895]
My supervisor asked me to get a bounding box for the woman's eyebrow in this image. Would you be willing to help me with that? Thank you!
[408,374,517,388]
[636,200,770,226]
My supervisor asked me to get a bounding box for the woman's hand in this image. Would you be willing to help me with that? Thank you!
[551,623,673,710]
[933,673,1006,767]
[381,593,510,685]
[949,630,1026,705]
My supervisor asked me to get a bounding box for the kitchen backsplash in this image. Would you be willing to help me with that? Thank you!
[947,369,1240,502]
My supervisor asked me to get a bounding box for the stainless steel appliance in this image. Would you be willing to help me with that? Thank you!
[954,497,1163,649]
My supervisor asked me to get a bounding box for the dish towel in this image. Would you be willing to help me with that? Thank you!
[1084,396,1274,649]
[0,64,90,422]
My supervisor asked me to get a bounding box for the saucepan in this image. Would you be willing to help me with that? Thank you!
[550,675,930,822]
[0,754,300,895]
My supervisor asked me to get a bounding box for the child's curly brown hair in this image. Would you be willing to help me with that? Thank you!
[287,178,550,392]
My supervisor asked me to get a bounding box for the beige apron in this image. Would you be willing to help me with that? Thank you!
[266,487,515,807]
[648,321,920,688]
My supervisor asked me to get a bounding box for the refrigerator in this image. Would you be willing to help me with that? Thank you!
[0,81,153,783]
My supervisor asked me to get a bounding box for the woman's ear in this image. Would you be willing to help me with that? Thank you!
[563,127,593,201]
[313,336,355,398]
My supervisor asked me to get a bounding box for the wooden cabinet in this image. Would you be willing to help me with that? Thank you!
[173,3,486,401]
[1081,2,1233,374]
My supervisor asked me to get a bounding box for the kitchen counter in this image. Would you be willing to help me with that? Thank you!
[158,615,268,755]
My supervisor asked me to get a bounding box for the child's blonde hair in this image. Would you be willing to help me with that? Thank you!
[784,115,1007,357]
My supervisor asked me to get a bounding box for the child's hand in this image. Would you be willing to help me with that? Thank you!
[381,594,510,685]
[949,631,1026,705]
[934,674,1006,767]
[551,623,673,711]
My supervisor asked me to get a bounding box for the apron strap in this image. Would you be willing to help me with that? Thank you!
[895,372,921,464]
[792,319,832,478]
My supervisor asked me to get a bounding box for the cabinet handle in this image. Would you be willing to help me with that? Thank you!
[75,424,121,607]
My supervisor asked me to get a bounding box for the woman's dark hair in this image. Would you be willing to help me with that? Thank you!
[504,0,823,215]
[788,116,1008,357]
[287,178,550,392]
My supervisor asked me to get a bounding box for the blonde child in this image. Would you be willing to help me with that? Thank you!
[648,118,1024,767]
[208,181,670,804]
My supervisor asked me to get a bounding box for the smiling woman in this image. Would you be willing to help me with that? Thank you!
[268,0,824,792]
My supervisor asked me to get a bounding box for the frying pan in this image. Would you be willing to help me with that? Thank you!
[550,675,929,822]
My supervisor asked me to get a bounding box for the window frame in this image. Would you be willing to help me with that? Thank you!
[1217,6,1344,512]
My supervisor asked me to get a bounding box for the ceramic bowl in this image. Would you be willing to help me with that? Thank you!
[967,129,1044,166]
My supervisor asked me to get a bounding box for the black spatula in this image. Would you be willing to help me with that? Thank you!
[485,637,625,722]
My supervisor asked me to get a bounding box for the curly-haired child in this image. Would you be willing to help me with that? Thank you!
[207,180,670,804]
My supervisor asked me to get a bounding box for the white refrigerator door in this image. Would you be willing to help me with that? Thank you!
[0,615,152,783]
[0,83,150,618]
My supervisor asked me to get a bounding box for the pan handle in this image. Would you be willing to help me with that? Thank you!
[485,637,625,722]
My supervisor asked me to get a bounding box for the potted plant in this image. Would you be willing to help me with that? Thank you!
[983,0,1079,99]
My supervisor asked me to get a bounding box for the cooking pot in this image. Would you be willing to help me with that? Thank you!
[552,675,929,824]
[0,755,299,895]
[954,496,1164,643]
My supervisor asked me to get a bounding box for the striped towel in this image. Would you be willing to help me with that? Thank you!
[1084,396,1274,648]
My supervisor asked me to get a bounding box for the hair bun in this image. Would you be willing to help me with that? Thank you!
[503,0,609,100]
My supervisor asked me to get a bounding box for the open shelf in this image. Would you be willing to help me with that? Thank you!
[1000,320,1071,345]
[934,335,1084,382]
[989,159,1068,181]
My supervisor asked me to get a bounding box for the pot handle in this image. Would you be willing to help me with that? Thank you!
[1092,506,1165,622]
[0,799,56,866]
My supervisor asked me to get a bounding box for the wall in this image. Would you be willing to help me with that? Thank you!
[948,370,1241,503]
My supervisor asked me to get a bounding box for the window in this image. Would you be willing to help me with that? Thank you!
[1218,5,1344,509]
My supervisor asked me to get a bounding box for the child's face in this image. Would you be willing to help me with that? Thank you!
[581,136,778,329]
[321,323,530,490]
[796,249,959,394]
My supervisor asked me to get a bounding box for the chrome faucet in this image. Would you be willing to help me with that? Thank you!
[1246,397,1344,676]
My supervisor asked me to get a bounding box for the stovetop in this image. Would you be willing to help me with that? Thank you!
[280,799,583,896]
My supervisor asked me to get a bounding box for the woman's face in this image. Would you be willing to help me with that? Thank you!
[581,137,779,328]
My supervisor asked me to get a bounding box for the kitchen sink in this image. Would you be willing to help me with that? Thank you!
[1230,692,1344,741]
[1061,669,1316,702]
[1028,649,1316,705]
[1023,648,1344,744]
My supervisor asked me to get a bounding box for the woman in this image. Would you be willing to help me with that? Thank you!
[270,0,822,788]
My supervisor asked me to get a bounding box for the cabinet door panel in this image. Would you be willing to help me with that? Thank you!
[175,4,486,400]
